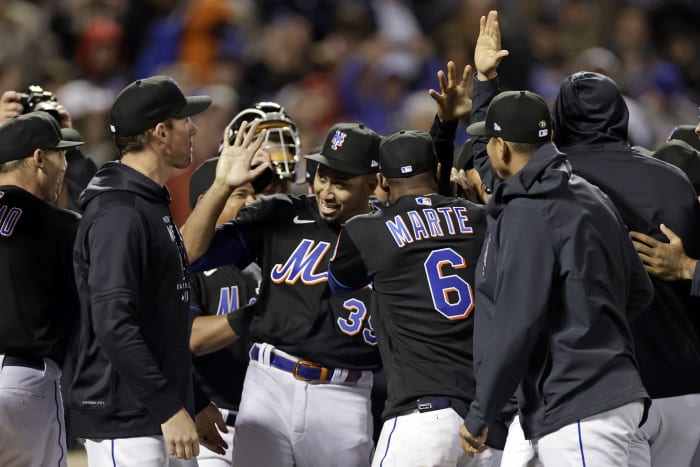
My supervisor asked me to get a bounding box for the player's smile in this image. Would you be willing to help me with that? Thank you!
[318,199,339,217]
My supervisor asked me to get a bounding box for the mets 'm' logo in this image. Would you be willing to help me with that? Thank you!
[271,239,330,285]
[331,130,347,150]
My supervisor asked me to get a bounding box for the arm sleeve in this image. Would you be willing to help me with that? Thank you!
[624,233,654,321]
[189,222,254,273]
[193,376,211,414]
[227,301,256,337]
[465,208,554,435]
[87,207,183,423]
[470,76,501,193]
[429,115,459,196]
[189,196,282,273]
[328,228,371,296]
[692,265,700,297]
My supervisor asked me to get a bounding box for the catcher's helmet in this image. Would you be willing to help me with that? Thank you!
[227,102,301,180]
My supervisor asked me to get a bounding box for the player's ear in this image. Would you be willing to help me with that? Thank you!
[378,174,389,193]
[31,148,44,168]
[366,173,378,193]
[496,137,510,165]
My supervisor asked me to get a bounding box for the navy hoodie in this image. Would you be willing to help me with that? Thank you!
[68,162,204,438]
[466,76,652,439]
[553,72,700,398]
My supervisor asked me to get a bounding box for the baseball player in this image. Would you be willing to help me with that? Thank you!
[186,157,262,467]
[0,112,83,467]
[459,11,652,466]
[180,121,382,466]
[327,130,501,466]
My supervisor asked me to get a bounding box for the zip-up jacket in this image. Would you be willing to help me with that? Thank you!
[552,72,700,398]
[465,76,652,439]
[69,162,204,438]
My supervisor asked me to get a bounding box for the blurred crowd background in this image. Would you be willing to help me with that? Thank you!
[2,0,698,224]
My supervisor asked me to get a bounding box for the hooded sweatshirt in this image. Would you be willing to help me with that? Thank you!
[69,161,201,438]
[553,72,700,398]
[465,76,652,439]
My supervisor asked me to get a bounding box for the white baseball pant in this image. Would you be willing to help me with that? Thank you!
[534,400,643,467]
[372,407,500,467]
[84,436,199,466]
[232,343,374,467]
[500,415,542,467]
[0,355,66,467]
[628,394,700,467]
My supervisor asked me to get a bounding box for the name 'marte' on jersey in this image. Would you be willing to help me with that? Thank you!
[385,197,475,247]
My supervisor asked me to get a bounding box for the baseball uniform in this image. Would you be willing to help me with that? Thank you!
[0,187,80,467]
[329,190,499,467]
[189,263,259,466]
[190,193,381,467]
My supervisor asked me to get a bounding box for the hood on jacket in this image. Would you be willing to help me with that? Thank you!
[489,142,569,216]
[79,161,170,209]
[552,72,629,147]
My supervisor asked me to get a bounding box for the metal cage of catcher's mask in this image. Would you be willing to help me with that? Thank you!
[228,102,301,180]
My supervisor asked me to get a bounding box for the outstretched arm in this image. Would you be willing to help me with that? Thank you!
[469,11,510,192]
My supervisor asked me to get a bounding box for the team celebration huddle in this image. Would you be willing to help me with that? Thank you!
[2,6,700,467]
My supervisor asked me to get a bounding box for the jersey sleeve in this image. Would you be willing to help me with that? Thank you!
[328,226,371,296]
[189,196,284,273]
[465,207,554,436]
[470,75,501,193]
[86,206,183,423]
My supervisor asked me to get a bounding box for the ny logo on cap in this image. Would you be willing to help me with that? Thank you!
[331,130,347,150]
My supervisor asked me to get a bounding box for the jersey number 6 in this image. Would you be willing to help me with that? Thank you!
[424,248,474,320]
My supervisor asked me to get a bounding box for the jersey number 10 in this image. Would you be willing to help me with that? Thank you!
[0,205,22,237]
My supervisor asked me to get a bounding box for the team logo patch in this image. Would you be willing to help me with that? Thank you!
[538,120,547,128]
[331,130,347,150]
[416,197,432,206]
[400,165,413,174]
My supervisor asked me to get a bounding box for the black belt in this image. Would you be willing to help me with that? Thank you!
[2,355,45,371]
[224,410,237,426]
[416,397,451,413]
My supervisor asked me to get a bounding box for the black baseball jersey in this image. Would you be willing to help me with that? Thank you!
[189,264,259,410]
[0,186,80,366]
[328,194,487,419]
[190,194,380,371]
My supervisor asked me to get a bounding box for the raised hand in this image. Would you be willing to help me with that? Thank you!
[473,10,510,80]
[216,120,271,189]
[429,61,473,122]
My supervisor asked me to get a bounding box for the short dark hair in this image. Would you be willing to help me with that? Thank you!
[113,119,174,156]
[0,158,29,174]
[510,140,547,154]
